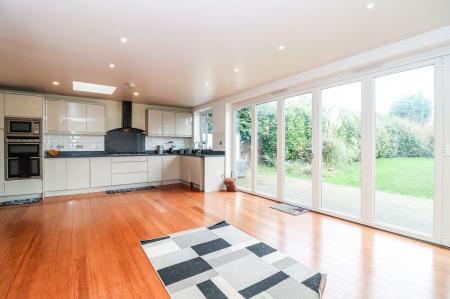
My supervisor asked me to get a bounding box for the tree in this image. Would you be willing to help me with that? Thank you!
[389,93,432,124]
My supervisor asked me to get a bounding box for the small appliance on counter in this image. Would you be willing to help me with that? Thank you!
[166,141,175,154]
[5,117,42,180]
[157,145,164,155]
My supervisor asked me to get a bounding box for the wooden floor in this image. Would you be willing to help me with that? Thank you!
[0,185,449,299]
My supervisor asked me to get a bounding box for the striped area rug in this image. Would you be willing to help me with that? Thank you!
[140,221,326,298]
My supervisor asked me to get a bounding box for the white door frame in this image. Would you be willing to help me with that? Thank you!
[230,55,448,246]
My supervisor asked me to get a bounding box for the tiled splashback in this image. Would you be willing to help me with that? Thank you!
[44,134,192,152]
[145,137,192,151]
[44,134,105,151]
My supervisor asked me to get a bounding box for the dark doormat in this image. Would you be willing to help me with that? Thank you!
[270,203,310,216]
[0,197,42,207]
[105,186,157,194]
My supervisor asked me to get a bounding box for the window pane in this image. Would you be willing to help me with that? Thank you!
[256,101,278,197]
[321,82,362,218]
[375,65,434,235]
[284,93,313,207]
[200,109,213,149]
[235,106,252,190]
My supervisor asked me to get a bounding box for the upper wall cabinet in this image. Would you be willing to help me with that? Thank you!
[67,102,87,132]
[162,112,176,136]
[46,100,67,132]
[146,110,163,136]
[5,93,43,118]
[46,100,106,134]
[175,113,193,137]
[86,104,106,133]
[146,109,192,137]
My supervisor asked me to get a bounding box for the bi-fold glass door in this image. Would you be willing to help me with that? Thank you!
[320,82,362,218]
[233,58,443,243]
[283,93,313,207]
[373,65,435,235]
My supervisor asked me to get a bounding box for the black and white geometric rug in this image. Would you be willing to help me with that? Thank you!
[140,221,326,298]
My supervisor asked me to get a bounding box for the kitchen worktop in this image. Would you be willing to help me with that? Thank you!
[44,150,225,158]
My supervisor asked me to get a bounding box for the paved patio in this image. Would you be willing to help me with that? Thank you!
[237,175,433,235]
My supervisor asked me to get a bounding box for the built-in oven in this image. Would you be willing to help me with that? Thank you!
[6,117,41,137]
[5,139,42,180]
[5,117,42,180]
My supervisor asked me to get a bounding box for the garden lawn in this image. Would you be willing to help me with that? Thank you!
[285,157,433,199]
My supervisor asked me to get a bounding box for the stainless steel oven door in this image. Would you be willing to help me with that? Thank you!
[6,157,41,180]
[6,142,41,157]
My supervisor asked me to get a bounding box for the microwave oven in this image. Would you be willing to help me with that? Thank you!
[5,117,41,137]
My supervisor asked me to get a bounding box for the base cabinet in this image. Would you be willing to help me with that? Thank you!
[45,158,67,191]
[111,156,147,185]
[148,156,163,182]
[66,158,90,190]
[90,157,111,187]
[162,155,180,181]
[180,156,203,188]
[4,179,42,196]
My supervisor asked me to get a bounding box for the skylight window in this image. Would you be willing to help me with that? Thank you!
[72,81,117,95]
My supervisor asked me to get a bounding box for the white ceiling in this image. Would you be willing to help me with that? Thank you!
[0,0,449,107]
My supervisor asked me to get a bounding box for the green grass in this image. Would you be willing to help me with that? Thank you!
[281,157,433,198]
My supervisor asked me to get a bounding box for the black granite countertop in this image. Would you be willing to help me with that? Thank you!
[44,150,225,159]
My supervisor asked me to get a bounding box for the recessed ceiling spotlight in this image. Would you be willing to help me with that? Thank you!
[109,63,115,68]
[278,45,286,51]
[205,82,210,86]
[52,81,60,86]
[133,92,139,96]
[120,37,127,43]
[366,2,375,9]
[234,68,240,73]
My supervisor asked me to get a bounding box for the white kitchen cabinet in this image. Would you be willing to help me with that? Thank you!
[44,158,67,191]
[46,100,67,132]
[190,157,203,186]
[5,179,43,195]
[175,113,193,137]
[162,111,176,136]
[111,156,147,185]
[4,93,43,118]
[86,104,106,134]
[112,161,147,173]
[0,93,4,129]
[148,156,163,182]
[180,156,190,182]
[111,156,147,163]
[180,156,203,187]
[162,155,180,181]
[90,157,111,187]
[146,110,163,136]
[66,158,90,190]
[112,172,148,185]
[67,102,87,133]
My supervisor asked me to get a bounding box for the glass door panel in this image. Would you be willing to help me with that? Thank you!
[321,82,362,218]
[256,101,278,197]
[375,65,434,235]
[284,93,313,207]
[235,106,252,190]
